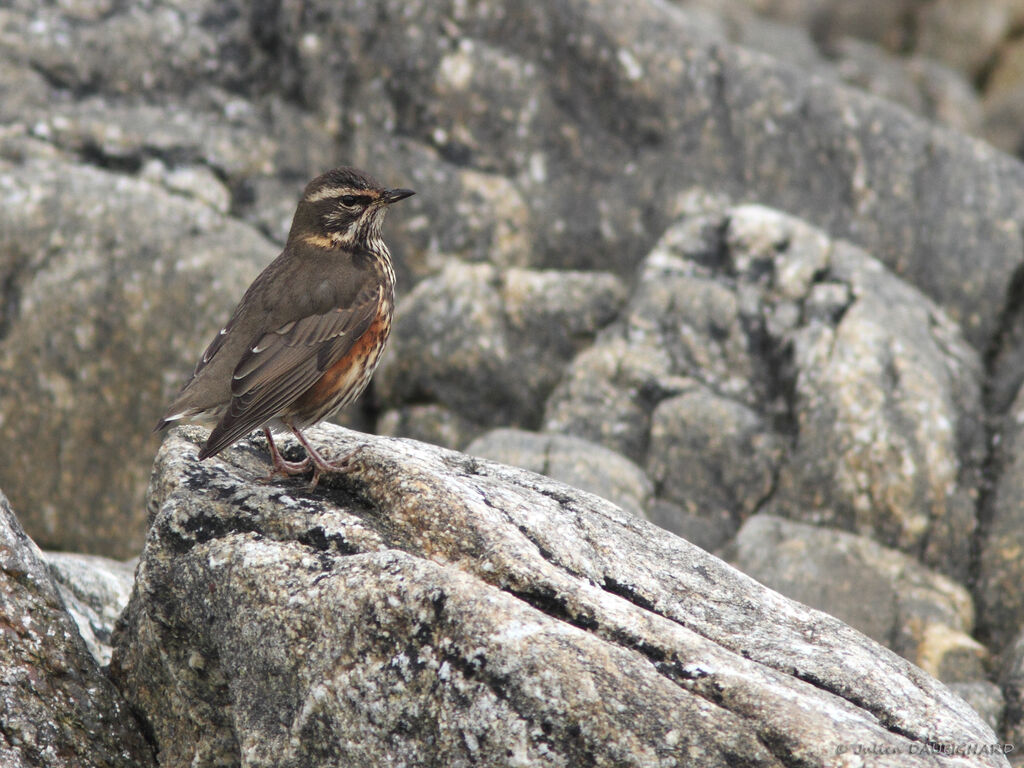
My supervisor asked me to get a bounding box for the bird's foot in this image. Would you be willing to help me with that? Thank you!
[290,428,362,491]
[258,427,313,483]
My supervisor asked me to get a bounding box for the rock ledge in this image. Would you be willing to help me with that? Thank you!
[111,424,1005,767]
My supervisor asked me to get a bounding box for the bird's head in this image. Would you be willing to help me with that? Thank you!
[289,167,414,248]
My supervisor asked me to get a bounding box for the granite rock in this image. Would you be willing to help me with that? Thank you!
[647,386,783,529]
[728,515,986,684]
[946,681,1006,736]
[376,403,484,452]
[979,383,1024,648]
[44,551,136,667]
[0,490,153,768]
[0,159,274,556]
[542,204,985,579]
[466,428,652,518]
[2,0,1023,561]
[110,424,1006,767]
[999,629,1024,755]
[376,262,626,429]
[744,206,986,579]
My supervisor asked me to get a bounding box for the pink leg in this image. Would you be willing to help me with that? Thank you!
[261,427,311,481]
[289,427,360,490]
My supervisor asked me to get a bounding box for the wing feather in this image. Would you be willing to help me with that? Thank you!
[198,290,380,459]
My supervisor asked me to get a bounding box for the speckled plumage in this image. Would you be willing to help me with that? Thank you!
[156,167,413,483]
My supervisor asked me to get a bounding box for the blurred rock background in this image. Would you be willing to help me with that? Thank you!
[4,0,1024,757]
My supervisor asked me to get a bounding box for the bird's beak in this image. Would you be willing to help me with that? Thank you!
[383,188,415,205]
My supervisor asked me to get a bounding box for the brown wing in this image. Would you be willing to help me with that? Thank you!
[197,289,380,459]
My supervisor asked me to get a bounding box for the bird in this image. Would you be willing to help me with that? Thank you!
[155,167,414,487]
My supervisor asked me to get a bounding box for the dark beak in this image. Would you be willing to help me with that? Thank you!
[384,188,415,205]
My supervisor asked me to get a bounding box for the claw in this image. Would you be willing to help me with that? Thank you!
[263,427,312,479]
[290,428,361,482]
[259,426,361,488]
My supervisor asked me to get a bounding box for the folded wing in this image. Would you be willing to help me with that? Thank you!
[197,288,380,459]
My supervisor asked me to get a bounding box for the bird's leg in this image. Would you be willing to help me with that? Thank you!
[260,427,312,481]
[290,427,360,490]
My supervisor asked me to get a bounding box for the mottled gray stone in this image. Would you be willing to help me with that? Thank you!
[466,428,651,518]
[376,403,483,451]
[647,499,736,553]
[981,36,1024,155]
[728,13,982,137]
[734,207,986,579]
[728,0,1024,156]
[0,490,154,768]
[544,203,985,580]
[1,0,1022,570]
[647,386,783,525]
[217,0,1024,347]
[377,262,625,428]
[827,41,980,136]
[999,629,1024,753]
[946,681,1005,735]
[732,0,1017,78]
[26,99,278,181]
[1,0,221,97]
[541,202,986,582]
[0,159,274,556]
[979,384,1024,649]
[111,424,1005,767]
[44,551,136,667]
[0,59,53,126]
[914,0,1018,78]
[729,515,985,684]
[4,0,1023,343]
[622,251,758,405]
[542,337,671,464]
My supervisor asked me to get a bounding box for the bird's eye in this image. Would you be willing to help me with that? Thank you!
[341,195,356,207]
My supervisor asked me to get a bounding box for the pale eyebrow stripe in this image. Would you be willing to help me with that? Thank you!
[305,186,355,203]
